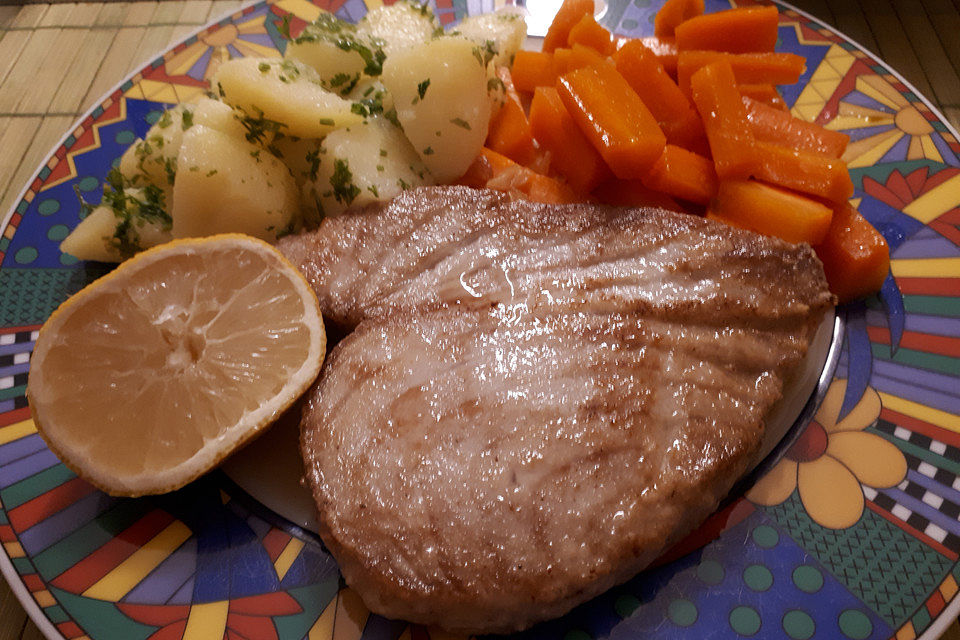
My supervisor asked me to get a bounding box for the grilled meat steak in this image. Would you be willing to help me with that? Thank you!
[292,187,834,633]
[277,186,832,329]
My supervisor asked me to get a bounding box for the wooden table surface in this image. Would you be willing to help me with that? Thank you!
[1,0,959,638]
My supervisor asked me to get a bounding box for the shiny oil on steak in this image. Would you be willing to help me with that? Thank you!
[284,187,834,633]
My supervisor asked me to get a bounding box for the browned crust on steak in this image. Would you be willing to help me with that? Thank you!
[293,187,834,633]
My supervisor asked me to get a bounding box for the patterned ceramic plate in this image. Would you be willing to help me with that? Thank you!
[2,0,960,638]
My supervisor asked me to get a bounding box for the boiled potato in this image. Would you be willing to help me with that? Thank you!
[304,116,432,217]
[213,57,361,139]
[348,77,394,117]
[381,36,490,182]
[454,9,526,66]
[61,186,172,262]
[118,98,249,192]
[119,104,192,189]
[356,2,439,56]
[285,12,382,93]
[172,124,300,241]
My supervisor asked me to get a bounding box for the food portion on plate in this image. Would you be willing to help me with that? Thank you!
[60,0,525,260]
[23,0,901,633]
[26,235,326,496]
[295,185,834,632]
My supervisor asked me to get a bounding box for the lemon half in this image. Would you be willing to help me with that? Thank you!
[27,234,326,497]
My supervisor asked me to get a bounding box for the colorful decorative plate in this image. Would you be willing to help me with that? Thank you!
[2,0,960,638]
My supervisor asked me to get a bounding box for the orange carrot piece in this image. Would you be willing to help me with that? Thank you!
[743,96,849,158]
[637,36,678,78]
[738,83,788,111]
[487,96,537,166]
[460,148,577,204]
[654,0,704,39]
[643,144,718,205]
[614,40,705,150]
[593,177,682,210]
[677,51,805,97]
[675,6,779,53]
[567,14,615,56]
[708,179,833,245]
[751,141,853,203]
[557,64,666,179]
[512,50,557,92]
[689,60,755,180]
[457,147,513,187]
[813,201,890,303]
[553,44,609,74]
[529,86,610,194]
[543,0,594,53]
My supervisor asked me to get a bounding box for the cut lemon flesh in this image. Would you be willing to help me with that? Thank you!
[27,234,326,496]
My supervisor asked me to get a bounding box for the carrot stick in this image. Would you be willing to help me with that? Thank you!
[675,6,779,53]
[543,0,595,53]
[529,86,610,194]
[751,141,853,203]
[512,50,557,92]
[615,40,706,151]
[487,69,537,166]
[689,60,755,180]
[738,83,788,111]
[643,144,718,205]
[812,201,890,303]
[460,148,578,204]
[553,44,610,74]
[743,96,849,158]
[677,51,805,97]
[557,64,666,179]
[654,0,704,39]
[637,36,679,78]
[708,179,833,245]
[567,13,615,56]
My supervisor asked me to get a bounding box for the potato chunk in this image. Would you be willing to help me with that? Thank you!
[455,9,526,66]
[213,57,360,139]
[304,116,432,217]
[172,125,299,241]
[356,2,440,56]
[381,36,490,182]
[284,12,385,93]
[61,184,172,263]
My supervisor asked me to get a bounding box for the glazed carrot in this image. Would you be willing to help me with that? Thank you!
[677,51,805,97]
[675,6,779,53]
[743,97,849,157]
[812,201,890,304]
[689,60,755,180]
[459,148,578,204]
[486,70,537,166]
[458,146,513,187]
[512,50,557,92]
[738,83,788,111]
[614,40,705,151]
[592,177,682,210]
[529,86,610,194]
[708,179,833,245]
[567,13,615,56]
[654,0,704,38]
[638,36,679,77]
[543,0,594,53]
[643,144,718,205]
[557,64,666,179]
[751,141,853,203]
[553,44,610,74]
